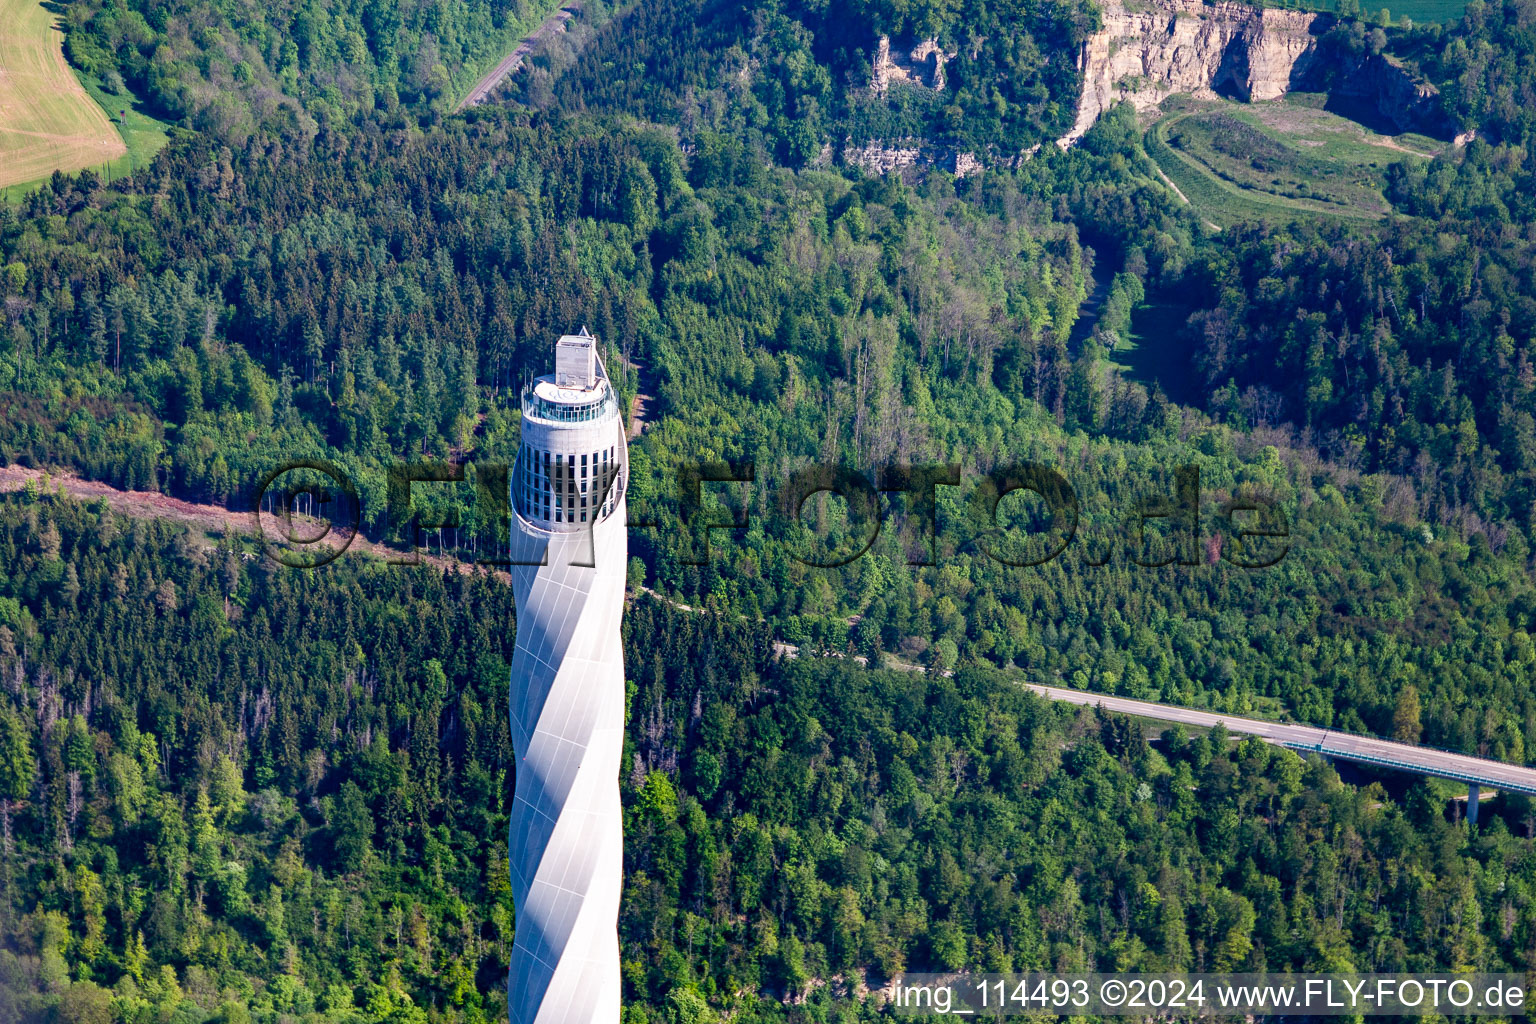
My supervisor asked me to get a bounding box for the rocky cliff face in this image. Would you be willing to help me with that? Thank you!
[1061,0,1456,144]
[871,35,957,94]
[1331,53,1453,136]
[1062,0,1322,144]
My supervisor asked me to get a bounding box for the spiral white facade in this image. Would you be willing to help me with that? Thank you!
[507,330,627,1024]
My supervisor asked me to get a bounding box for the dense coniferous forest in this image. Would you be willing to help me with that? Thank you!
[4,0,1536,1018]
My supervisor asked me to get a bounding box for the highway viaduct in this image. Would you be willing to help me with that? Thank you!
[1026,684,1536,825]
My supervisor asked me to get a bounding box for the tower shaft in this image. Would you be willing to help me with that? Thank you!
[508,332,628,1024]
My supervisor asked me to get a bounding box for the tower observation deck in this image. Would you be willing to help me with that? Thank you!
[507,329,627,1024]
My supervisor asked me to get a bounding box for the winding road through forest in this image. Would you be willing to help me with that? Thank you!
[455,3,582,112]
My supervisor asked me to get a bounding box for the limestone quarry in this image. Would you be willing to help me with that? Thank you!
[1061,0,1450,144]
[846,0,1452,176]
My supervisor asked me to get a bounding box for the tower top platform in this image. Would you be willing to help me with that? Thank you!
[530,375,610,404]
[520,328,620,424]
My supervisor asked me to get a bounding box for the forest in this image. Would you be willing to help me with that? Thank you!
[3,0,1536,1018]
[2,489,1536,1024]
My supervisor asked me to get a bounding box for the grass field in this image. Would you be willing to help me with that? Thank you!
[1262,0,1466,26]
[1143,95,1440,227]
[0,0,125,189]
[1145,118,1297,227]
[77,74,173,172]
[1,71,173,201]
[1109,299,1203,405]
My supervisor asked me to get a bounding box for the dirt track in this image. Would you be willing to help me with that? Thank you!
[0,464,499,575]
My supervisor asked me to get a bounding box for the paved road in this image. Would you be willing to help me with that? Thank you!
[1026,684,1536,796]
[455,3,580,112]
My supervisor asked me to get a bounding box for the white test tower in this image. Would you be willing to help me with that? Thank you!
[507,329,628,1024]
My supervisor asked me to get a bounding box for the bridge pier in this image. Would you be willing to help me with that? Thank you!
[1468,783,1481,825]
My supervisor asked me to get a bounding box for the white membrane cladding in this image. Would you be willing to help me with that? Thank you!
[507,347,627,1024]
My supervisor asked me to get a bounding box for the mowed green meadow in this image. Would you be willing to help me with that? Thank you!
[0,0,125,189]
[1143,94,1444,228]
